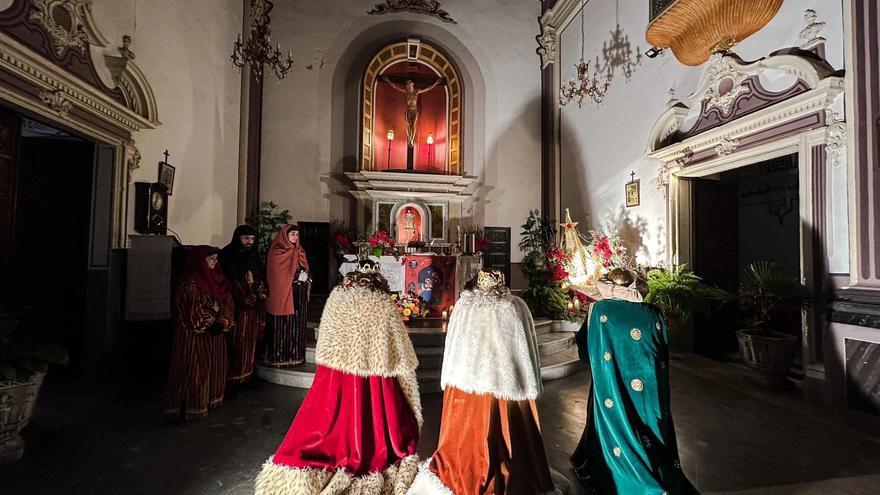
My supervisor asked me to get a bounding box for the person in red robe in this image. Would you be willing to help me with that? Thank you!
[220,225,268,384]
[264,224,310,367]
[164,245,234,421]
[255,267,422,494]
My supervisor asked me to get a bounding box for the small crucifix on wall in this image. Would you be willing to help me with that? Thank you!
[625,170,640,207]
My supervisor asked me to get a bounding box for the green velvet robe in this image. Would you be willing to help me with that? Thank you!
[571,299,698,494]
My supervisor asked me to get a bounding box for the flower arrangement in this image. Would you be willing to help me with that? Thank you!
[391,292,429,322]
[330,221,359,257]
[369,229,396,257]
[476,236,490,253]
[586,231,628,269]
[519,210,569,319]
[563,290,593,324]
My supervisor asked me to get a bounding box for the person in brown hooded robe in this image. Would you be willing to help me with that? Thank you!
[264,224,310,367]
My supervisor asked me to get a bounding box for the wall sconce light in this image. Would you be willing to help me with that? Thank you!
[386,129,395,170]
[426,132,434,145]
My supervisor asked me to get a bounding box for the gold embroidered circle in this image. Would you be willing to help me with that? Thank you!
[600,315,608,323]
[656,322,662,330]
[604,399,614,408]
[631,379,644,392]
[603,352,612,361]
[613,447,622,457]
[630,328,642,341]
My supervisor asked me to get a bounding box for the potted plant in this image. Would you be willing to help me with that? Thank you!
[246,201,293,263]
[734,261,810,387]
[645,264,726,353]
[0,312,69,465]
[519,210,569,319]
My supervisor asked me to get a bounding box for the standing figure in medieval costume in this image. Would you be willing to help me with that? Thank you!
[381,75,445,147]
[164,246,234,421]
[570,279,698,494]
[220,225,268,384]
[408,269,560,495]
[255,267,422,494]
[264,224,310,367]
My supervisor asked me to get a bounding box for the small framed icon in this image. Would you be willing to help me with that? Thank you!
[625,179,640,208]
[158,161,176,196]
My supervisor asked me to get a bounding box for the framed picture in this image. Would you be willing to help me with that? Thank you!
[158,161,175,195]
[625,179,640,207]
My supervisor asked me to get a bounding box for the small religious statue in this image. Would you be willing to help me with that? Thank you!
[403,207,416,231]
[381,75,445,149]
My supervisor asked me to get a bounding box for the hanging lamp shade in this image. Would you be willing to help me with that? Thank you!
[646,0,784,66]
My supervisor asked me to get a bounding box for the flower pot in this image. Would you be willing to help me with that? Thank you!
[736,329,798,388]
[667,317,693,354]
[0,381,30,465]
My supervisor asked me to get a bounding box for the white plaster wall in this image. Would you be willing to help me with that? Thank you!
[90,0,243,247]
[260,0,542,262]
[558,0,846,267]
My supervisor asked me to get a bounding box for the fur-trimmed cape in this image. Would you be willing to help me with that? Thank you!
[441,289,542,401]
[315,284,422,426]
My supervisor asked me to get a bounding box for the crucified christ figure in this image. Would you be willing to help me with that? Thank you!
[381,75,445,148]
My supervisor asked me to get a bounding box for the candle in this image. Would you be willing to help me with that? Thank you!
[574,298,581,310]
[442,310,448,319]
[567,301,574,310]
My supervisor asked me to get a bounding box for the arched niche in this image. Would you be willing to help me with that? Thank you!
[361,38,462,175]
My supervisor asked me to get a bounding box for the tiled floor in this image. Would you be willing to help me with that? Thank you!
[3,355,880,494]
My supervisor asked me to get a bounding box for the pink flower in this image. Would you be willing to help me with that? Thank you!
[370,237,378,246]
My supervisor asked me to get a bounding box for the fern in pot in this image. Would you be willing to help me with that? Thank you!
[734,261,811,384]
[645,264,725,353]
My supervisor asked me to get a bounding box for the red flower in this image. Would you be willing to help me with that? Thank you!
[548,263,570,282]
[370,237,378,246]
[593,236,613,261]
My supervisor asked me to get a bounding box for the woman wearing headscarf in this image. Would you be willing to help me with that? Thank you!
[220,224,268,384]
[570,279,698,494]
[264,224,310,367]
[164,245,234,421]
[255,267,421,494]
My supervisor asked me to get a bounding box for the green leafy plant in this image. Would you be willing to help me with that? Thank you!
[645,264,727,322]
[246,201,293,263]
[0,313,69,383]
[736,261,811,336]
[519,210,569,318]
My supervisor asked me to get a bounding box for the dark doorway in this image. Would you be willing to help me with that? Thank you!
[689,154,800,359]
[297,221,331,295]
[1,114,96,373]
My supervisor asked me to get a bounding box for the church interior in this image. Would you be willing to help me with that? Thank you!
[1,0,880,494]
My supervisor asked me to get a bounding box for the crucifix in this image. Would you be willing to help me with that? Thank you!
[381,74,445,170]
[629,171,636,182]
[163,149,171,163]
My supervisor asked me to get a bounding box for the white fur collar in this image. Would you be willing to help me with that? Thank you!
[440,290,542,400]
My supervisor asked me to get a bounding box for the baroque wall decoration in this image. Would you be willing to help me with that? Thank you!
[38,88,72,117]
[536,24,557,69]
[701,54,749,117]
[30,0,90,57]
[367,1,456,24]
[825,109,846,167]
[799,9,826,50]
[713,136,739,157]
[646,0,784,66]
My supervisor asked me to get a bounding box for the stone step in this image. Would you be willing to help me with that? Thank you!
[538,331,576,357]
[256,363,316,389]
[540,346,586,381]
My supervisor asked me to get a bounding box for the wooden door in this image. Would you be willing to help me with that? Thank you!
[690,178,740,358]
[483,226,512,287]
[297,221,331,295]
[0,106,20,277]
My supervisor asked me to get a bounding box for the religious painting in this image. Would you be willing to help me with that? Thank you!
[158,161,175,195]
[396,206,424,243]
[625,178,640,207]
[404,255,456,316]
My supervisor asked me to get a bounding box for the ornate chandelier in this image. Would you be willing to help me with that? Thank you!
[232,0,293,82]
[559,0,609,108]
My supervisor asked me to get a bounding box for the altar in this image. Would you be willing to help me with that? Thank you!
[339,253,482,317]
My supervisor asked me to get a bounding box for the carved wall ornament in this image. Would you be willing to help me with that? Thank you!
[702,54,749,117]
[30,0,91,57]
[714,136,739,156]
[38,88,73,117]
[799,9,826,50]
[125,142,142,182]
[657,163,670,198]
[367,1,456,24]
[536,24,557,68]
[825,109,846,167]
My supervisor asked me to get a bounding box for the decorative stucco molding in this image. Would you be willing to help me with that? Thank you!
[367,1,456,24]
[702,54,750,117]
[536,24,557,68]
[713,136,740,156]
[30,0,91,56]
[825,109,846,167]
[799,9,826,50]
[125,141,142,182]
[38,88,72,117]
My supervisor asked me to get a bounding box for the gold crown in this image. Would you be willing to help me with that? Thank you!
[477,269,505,292]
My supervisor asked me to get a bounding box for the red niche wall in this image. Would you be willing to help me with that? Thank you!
[373,61,448,173]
